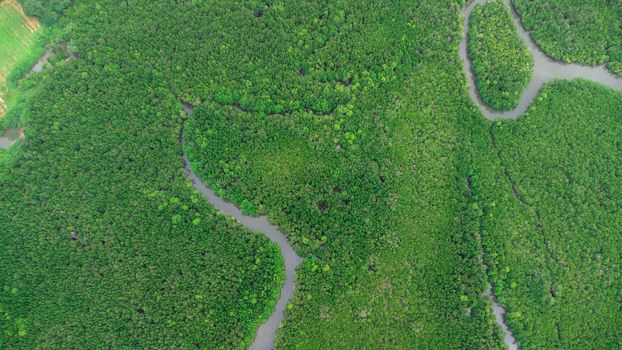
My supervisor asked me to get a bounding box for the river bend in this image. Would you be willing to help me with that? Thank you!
[460,0,622,120]
[181,105,302,350]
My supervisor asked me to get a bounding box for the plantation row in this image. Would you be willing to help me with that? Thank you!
[0,0,44,125]
[513,0,622,75]
[467,0,533,110]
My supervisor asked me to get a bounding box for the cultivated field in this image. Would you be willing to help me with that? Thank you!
[0,0,40,117]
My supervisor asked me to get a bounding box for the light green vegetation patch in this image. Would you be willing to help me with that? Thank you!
[0,1,39,72]
[468,0,533,110]
[513,0,622,76]
[0,0,43,122]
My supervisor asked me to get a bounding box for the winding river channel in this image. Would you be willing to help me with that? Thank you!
[3,3,619,347]
[487,284,518,350]
[460,0,622,120]
[181,105,302,350]
[460,0,622,349]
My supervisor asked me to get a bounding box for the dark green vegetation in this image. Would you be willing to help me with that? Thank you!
[1,0,621,349]
[514,0,622,75]
[2,0,507,348]
[17,0,71,25]
[180,1,506,348]
[480,80,622,349]
[468,0,533,110]
[0,2,285,350]
[0,58,285,350]
[0,146,11,167]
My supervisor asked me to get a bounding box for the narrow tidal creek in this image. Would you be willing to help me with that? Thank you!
[460,0,622,120]
[181,105,302,350]
[456,0,621,348]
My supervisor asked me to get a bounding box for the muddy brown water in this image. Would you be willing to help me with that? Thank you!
[460,0,622,120]
[31,50,52,74]
[0,127,23,149]
[487,284,518,350]
[459,0,622,348]
[457,0,621,348]
[181,105,302,350]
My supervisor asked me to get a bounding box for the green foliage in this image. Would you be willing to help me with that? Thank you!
[17,0,71,25]
[0,146,12,169]
[2,0,621,349]
[182,1,505,347]
[481,80,622,349]
[27,0,504,348]
[468,0,533,110]
[514,0,622,75]
[0,25,283,350]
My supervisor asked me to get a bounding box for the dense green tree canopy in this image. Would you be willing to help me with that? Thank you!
[513,0,622,75]
[468,0,534,110]
[0,0,620,349]
[17,0,71,25]
[479,80,622,349]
